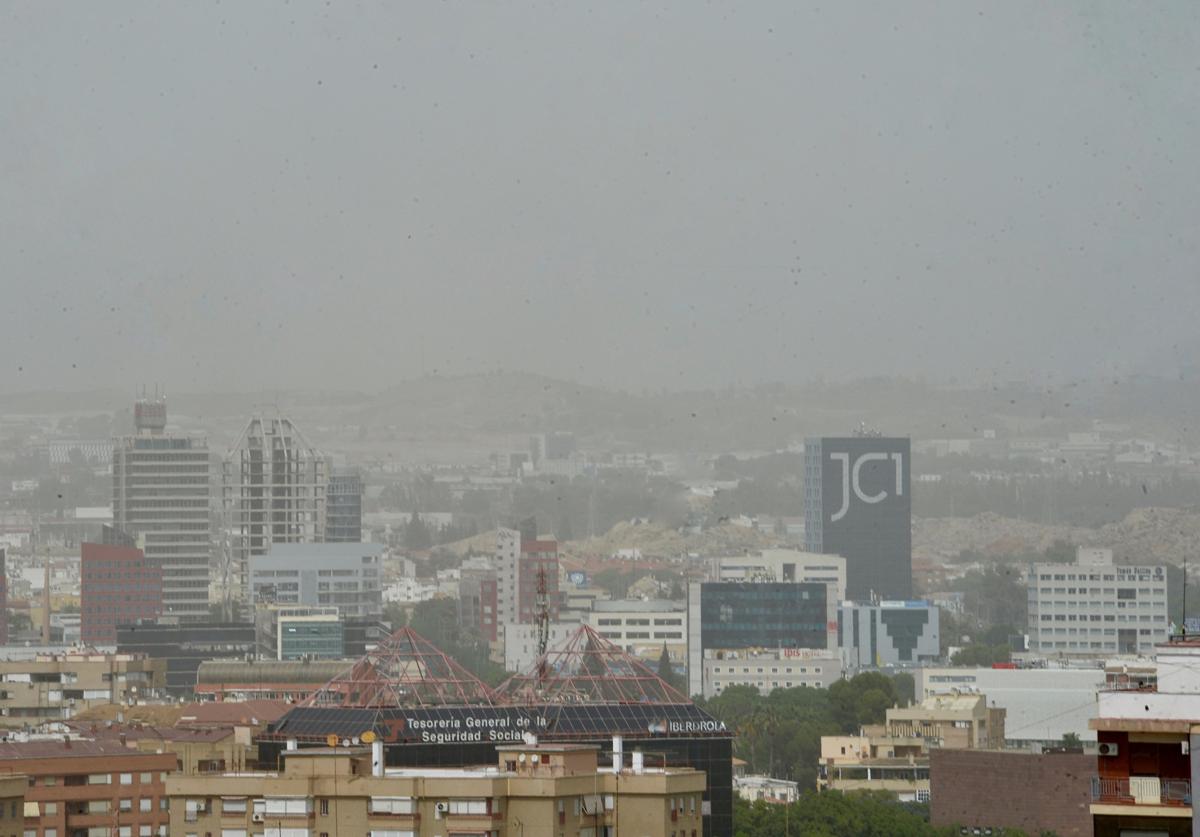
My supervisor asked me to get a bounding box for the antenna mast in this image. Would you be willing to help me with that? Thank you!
[536,563,550,684]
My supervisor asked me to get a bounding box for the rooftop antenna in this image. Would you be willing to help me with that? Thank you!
[1182,556,1188,638]
[536,563,550,685]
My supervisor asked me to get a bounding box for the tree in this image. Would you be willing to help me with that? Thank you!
[404,511,433,551]
[1061,732,1082,749]
[950,643,1011,667]
[655,644,683,693]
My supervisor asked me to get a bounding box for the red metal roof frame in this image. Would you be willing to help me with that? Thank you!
[497,624,690,705]
[300,626,497,708]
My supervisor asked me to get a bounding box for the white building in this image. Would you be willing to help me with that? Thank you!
[382,577,439,604]
[703,648,843,699]
[709,549,847,601]
[249,542,384,620]
[734,774,800,805]
[503,622,579,673]
[918,665,1106,744]
[1026,548,1169,656]
[586,599,688,664]
[495,528,521,628]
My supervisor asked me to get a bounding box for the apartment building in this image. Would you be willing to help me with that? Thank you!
[1090,637,1197,837]
[167,742,705,837]
[0,776,24,837]
[494,527,559,637]
[0,739,175,837]
[0,653,165,728]
[1027,548,1169,656]
[818,692,1005,802]
[111,397,212,622]
[702,648,842,698]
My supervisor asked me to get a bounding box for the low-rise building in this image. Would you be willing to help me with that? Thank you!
[586,599,688,664]
[0,653,165,728]
[0,739,175,837]
[167,742,705,837]
[702,648,842,698]
[818,692,1006,802]
[734,774,800,804]
[194,659,351,702]
[254,604,344,660]
[1090,637,1198,837]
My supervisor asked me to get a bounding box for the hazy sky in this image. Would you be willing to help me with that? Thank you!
[3,2,1198,393]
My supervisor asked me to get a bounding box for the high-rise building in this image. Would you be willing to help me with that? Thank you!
[494,527,560,637]
[804,436,912,600]
[326,468,363,542]
[112,397,213,622]
[1026,547,1169,656]
[223,415,328,607]
[80,541,163,645]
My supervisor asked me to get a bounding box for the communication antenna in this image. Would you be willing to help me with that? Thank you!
[1182,555,1188,638]
[536,563,550,684]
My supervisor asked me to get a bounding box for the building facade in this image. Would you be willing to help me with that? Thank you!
[687,581,831,697]
[111,397,212,622]
[249,542,384,620]
[0,739,176,837]
[587,599,688,664]
[223,415,328,607]
[702,649,842,698]
[494,528,560,636]
[81,542,162,645]
[839,600,939,670]
[325,469,363,543]
[0,549,7,646]
[1027,548,1169,656]
[0,653,165,728]
[255,604,344,660]
[195,659,350,702]
[116,620,256,697]
[169,743,703,837]
[804,436,912,600]
[458,567,499,643]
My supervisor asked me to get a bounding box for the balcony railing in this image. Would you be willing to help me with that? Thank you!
[1092,777,1191,806]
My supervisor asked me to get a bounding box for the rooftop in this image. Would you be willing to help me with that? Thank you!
[0,739,177,761]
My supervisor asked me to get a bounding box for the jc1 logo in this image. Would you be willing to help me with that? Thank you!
[830,451,904,522]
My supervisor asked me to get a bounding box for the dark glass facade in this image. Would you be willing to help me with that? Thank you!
[116,620,256,695]
[699,582,828,650]
[804,436,912,600]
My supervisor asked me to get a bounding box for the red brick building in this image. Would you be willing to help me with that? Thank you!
[930,748,1095,837]
[0,739,176,837]
[81,542,162,645]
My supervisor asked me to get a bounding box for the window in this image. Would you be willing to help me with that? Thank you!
[264,798,311,816]
[118,828,132,837]
[221,798,246,814]
[120,773,134,785]
[368,797,413,815]
[140,799,152,813]
[44,802,58,815]
[140,772,153,784]
[367,832,415,837]
[263,830,309,837]
[319,799,329,816]
[88,773,112,785]
[221,832,248,837]
[448,799,488,815]
[119,799,133,812]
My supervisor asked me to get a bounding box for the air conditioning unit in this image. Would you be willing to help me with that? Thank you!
[435,802,448,819]
[251,814,264,823]
[1098,742,1119,757]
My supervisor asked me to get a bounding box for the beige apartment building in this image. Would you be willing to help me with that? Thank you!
[818,692,1006,802]
[0,653,165,728]
[168,742,705,837]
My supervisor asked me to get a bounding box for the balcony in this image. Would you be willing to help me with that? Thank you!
[1091,777,1191,809]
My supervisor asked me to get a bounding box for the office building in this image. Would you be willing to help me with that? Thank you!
[839,600,939,670]
[587,599,688,664]
[223,414,327,607]
[325,468,363,542]
[702,648,843,698]
[804,435,912,600]
[0,652,165,728]
[709,549,846,596]
[918,665,1106,745]
[260,623,735,837]
[1027,547,1169,656]
[168,743,703,837]
[687,581,832,697]
[494,527,559,634]
[503,621,578,673]
[818,692,1005,801]
[249,542,384,620]
[116,620,256,697]
[1090,637,1197,836]
[255,604,344,660]
[0,739,175,837]
[80,542,162,645]
[111,396,213,622]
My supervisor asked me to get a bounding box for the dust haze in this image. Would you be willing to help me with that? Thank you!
[2,2,1198,393]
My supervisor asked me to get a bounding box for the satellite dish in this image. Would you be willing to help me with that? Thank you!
[352,736,361,746]
[361,731,376,744]
[341,738,351,747]
[518,753,526,763]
